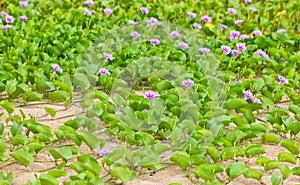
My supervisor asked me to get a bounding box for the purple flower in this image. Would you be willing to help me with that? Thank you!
[6,16,14,23]
[96,149,111,156]
[103,52,113,61]
[243,90,255,102]
[231,49,240,57]
[20,16,28,21]
[193,23,202,30]
[178,42,189,49]
[170,31,180,39]
[104,8,113,15]
[128,20,138,26]
[245,0,252,3]
[150,39,160,46]
[0,19,1,24]
[19,1,28,8]
[257,49,270,61]
[2,25,11,31]
[131,31,141,39]
[236,43,246,51]
[202,15,211,22]
[140,7,149,14]
[254,98,261,104]
[99,68,110,75]
[220,24,228,30]
[235,20,244,26]
[230,30,241,39]
[248,7,257,12]
[52,64,63,74]
[188,12,196,19]
[277,29,286,34]
[86,0,94,6]
[1,11,8,17]
[239,34,250,40]
[84,8,94,16]
[253,30,262,36]
[278,74,288,84]
[146,17,161,28]
[199,47,210,54]
[144,91,157,100]
[182,79,194,88]
[221,45,231,55]
[228,8,237,14]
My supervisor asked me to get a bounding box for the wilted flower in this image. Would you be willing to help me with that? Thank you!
[220,24,228,30]
[52,64,63,74]
[96,149,111,156]
[232,49,240,57]
[104,8,113,15]
[199,47,210,54]
[86,0,94,6]
[19,1,28,8]
[188,12,196,18]
[228,8,237,14]
[103,52,113,61]
[277,29,286,34]
[131,31,141,39]
[248,7,257,12]
[257,49,270,61]
[150,39,160,46]
[235,20,244,26]
[144,91,157,100]
[243,90,255,102]
[178,42,189,49]
[253,30,262,36]
[230,30,240,39]
[6,16,14,23]
[2,25,11,31]
[128,20,138,26]
[201,15,211,22]
[1,11,8,17]
[236,43,246,51]
[84,8,94,15]
[221,45,231,55]
[182,79,194,88]
[278,74,288,84]
[140,7,149,14]
[193,23,202,30]
[99,68,110,75]
[254,98,261,104]
[170,31,180,39]
[239,34,250,40]
[20,16,28,21]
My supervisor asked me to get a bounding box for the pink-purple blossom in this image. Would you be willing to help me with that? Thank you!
[277,29,286,34]
[193,23,202,30]
[236,43,246,51]
[182,79,194,88]
[96,149,111,156]
[99,68,110,75]
[248,7,257,12]
[2,25,11,31]
[104,8,113,15]
[228,8,237,14]
[178,42,189,49]
[52,64,63,74]
[188,12,196,19]
[243,90,261,104]
[1,11,8,17]
[170,31,180,39]
[86,0,94,6]
[220,24,228,30]
[278,74,288,84]
[140,7,149,14]
[146,17,161,27]
[131,31,141,39]
[245,0,252,3]
[257,49,270,61]
[19,1,28,8]
[128,20,138,26]
[239,34,250,40]
[221,45,231,55]
[232,49,240,57]
[201,15,211,22]
[230,30,241,39]
[150,39,160,46]
[199,48,210,54]
[103,52,113,61]
[84,8,95,16]
[253,30,262,36]
[144,91,157,100]
[6,16,14,23]
[20,16,28,21]
[235,20,244,26]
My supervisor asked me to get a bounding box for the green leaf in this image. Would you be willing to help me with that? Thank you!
[48,169,67,178]
[74,73,91,91]
[292,167,300,176]
[265,160,280,171]
[45,107,56,117]
[226,99,250,112]
[170,151,191,171]
[278,152,297,164]
[5,80,17,96]
[280,139,299,155]
[245,144,266,158]
[243,168,263,180]
[0,100,14,114]
[0,139,7,153]
[279,164,291,180]
[49,90,70,102]
[139,157,161,170]
[226,162,247,179]
[262,133,280,144]
[10,148,34,167]
[207,146,220,163]
[77,130,101,150]
[39,174,58,185]
[10,134,28,146]
[271,172,282,185]
[110,167,135,183]
[194,165,216,182]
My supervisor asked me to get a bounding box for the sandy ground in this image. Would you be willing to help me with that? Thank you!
[0,99,299,185]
